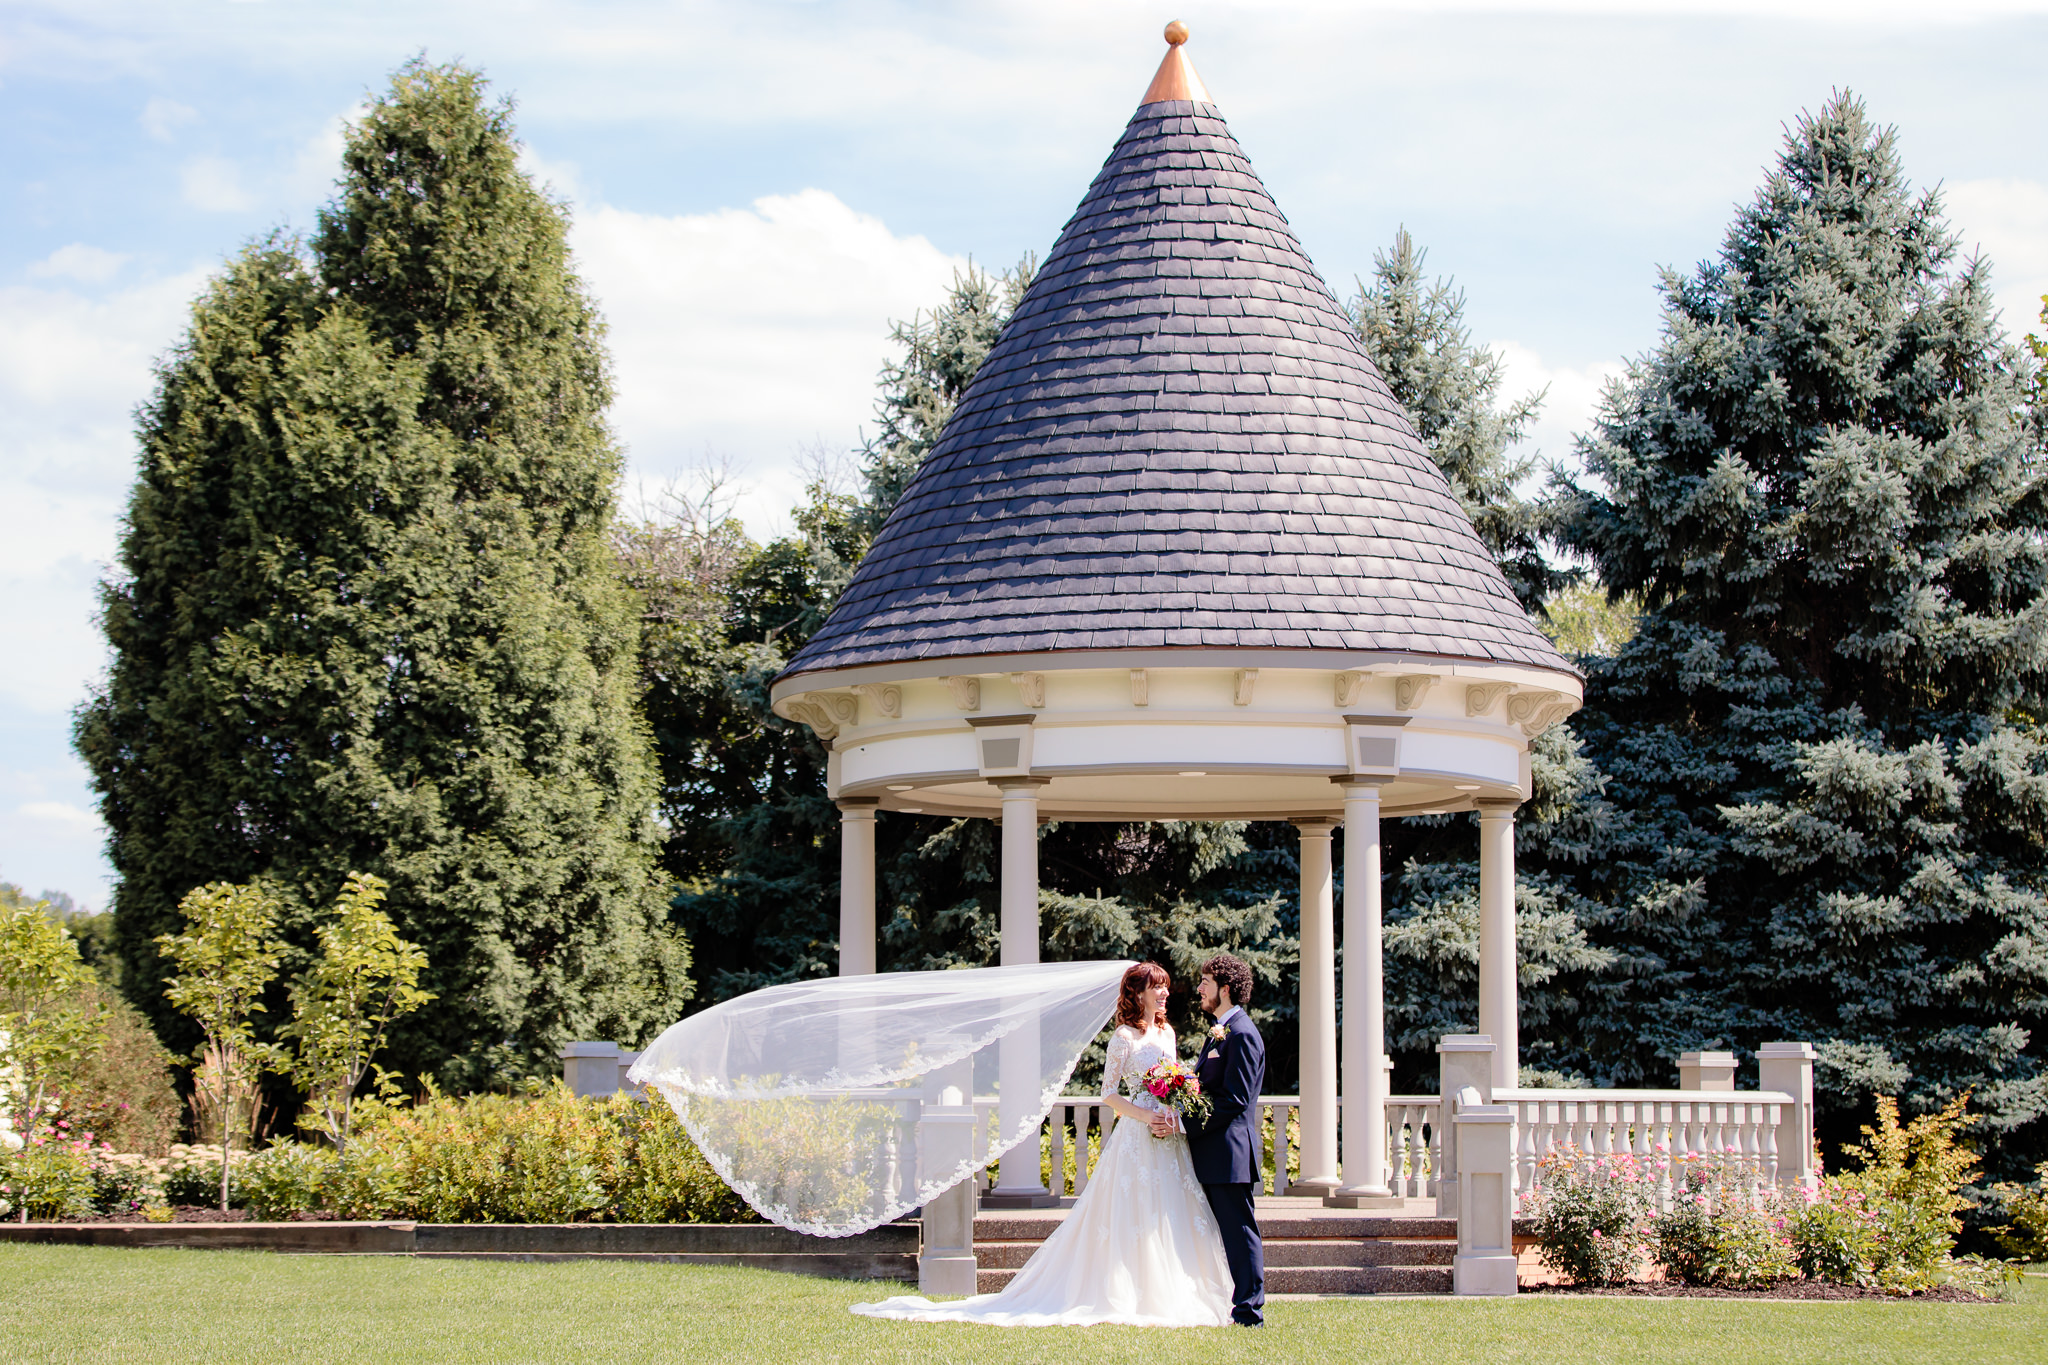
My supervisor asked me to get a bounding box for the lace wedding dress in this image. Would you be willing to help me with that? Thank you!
[851,1023,1234,1328]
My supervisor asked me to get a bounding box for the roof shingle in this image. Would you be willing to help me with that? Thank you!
[780,100,1571,680]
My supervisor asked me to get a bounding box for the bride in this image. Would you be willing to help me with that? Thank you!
[851,962,1234,1327]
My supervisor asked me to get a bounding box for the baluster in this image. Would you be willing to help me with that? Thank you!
[1513,1101,1537,1197]
[1761,1101,1781,1189]
[1655,1101,1674,1213]
[1740,1103,1761,1199]
[1631,1101,1653,1176]
[1048,1104,1067,1198]
[1275,1103,1294,1197]
[1427,1104,1443,1198]
[1404,1105,1425,1198]
[1073,1104,1093,1195]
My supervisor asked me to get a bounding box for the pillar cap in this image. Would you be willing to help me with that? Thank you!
[1437,1034,1495,1054]
[1677,1050,1738,1065]
[1757,1041,1817,1059]
[1474,797,1521,813]
[560,1040,621,1058]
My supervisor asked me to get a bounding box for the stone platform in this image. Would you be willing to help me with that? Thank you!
[972,1196,1459,1296]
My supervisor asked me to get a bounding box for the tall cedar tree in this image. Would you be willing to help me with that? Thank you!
[1552,94,2048,1170]
[77,62,687,1090]
[648,261,1303,1086]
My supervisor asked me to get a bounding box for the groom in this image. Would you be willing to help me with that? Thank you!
[1156,952,1266,1327]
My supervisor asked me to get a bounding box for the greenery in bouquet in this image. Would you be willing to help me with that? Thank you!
[1135,1059,1211,1129]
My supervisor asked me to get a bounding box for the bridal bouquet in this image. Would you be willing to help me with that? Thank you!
[1136,1059,1211,1130]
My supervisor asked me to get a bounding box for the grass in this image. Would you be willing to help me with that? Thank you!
[1,1247,2043,1364]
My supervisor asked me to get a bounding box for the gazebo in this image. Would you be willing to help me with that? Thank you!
[769,25,1582,1210]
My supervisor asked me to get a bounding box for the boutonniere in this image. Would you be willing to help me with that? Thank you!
[1208,1024,1228,1043]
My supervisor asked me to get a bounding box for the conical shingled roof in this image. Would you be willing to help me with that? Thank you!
[779,95,1572,682]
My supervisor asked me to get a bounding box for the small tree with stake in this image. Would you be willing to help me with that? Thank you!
[283,873,433,1154]
[0,901,102,1139]
[156,882,285,1211]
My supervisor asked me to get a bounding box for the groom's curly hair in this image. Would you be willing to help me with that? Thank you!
[1201,953,1253,1008]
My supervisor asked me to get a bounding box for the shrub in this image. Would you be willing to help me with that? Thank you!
[1787,1182,1878,1284]
[89,1150,167,1217]
[62,985,180,1156]
[1651,1154,1796,1288]
[5,1124,98,1219]
[1988,1161,2048,1262]
[241,1142,336,1219]
[162,1144,243,1206]
[1523,1147,1654,1286]
[1837,1094,1979,1292]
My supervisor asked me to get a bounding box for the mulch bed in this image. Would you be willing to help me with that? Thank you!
[1525,1281,1986,1302]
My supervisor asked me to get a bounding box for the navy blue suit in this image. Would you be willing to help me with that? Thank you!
[1183,1008,1265,1325]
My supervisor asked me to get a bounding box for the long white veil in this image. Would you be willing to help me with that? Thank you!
[628,960,1132,1237]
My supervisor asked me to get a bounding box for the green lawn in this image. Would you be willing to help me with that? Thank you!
[1,1247,2042,1364]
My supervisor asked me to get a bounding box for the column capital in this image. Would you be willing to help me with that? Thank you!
[994,776,1051,793]
[1474,798,1521,816]
[836,796,882,813]
[1291,816,1340,832]
[1331,776,1389,792]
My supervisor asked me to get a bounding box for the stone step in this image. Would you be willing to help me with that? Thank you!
[1260,1237,1454,1268]
[973,1263,1454,1295]
[975,1236,1453,1271]
[971,1212,1456,1241]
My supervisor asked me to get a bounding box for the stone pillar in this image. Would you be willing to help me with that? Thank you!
[1475,800,1521,1094]
[1758,1041,1818,1192]
[561,1041,623,1098]
[1434,1034,1495,1218]
[1332,781,1398,1207]
[1678,1050,1738,1091]
[987,778,1053,1206]
[1294,818,1340,1194]
[1450,1085,1519,1297]
[917,1050,980,1295]
[837,798,880,976]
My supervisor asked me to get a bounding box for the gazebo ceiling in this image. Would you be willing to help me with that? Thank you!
[773,36,1572,689]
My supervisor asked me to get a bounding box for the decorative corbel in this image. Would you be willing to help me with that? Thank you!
[1010,672,1046,709]
[1465,681,1513,718]
[783,698,839,741]
[1130,669,1149,707]
[854,683,902,720]
[942,675,981,712]
[1505,689,1561,735]
[1334,670,1369,707]
[1393,675,1437,711]
[818,692,859,729]
[1233,668,1259,707]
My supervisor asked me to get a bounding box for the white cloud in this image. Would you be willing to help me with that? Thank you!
[0,757,111,907]
[139,96,198,143]
[573,189,965,536]
[17,801,98,831]
[180,155,255,212]
[287,104,365,209]
[27,244,130,285]
[517,145,584,205]
[1493,341,1626,479]
[1944,178,2048,342]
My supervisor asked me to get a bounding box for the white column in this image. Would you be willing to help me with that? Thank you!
[837,799,879,976]
[1294,818,1339,1194]
[1333,782,1396,1206]
[987,778,1052,1205]
[1476,800,1520,1094]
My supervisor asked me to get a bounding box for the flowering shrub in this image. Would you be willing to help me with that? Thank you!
[89,1151,167,1217]
[1786,1182,1878,1284]
[4,1119,99,1219]
[1522,1147,1654,1285]
[1652,1150,1795,1288]
[1836,1095,1981,1292]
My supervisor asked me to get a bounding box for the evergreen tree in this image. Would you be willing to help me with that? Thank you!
[76,61,686,1089]
[1350,230,1564,610]
[1551,94,2048,1170]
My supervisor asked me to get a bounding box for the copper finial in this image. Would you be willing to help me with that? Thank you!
[1141,20,1211,105]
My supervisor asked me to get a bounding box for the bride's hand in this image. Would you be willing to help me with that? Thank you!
[1147,1112,1178,1137]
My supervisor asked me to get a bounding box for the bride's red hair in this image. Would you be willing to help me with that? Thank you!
[1114,962,1171,1029]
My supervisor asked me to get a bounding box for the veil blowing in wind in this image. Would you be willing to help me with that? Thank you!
[628,960,1132,1237]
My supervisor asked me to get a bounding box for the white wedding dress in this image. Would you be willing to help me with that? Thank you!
[851,1023,1235,1328]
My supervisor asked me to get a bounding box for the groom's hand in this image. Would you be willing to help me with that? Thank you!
[1148,1112,1177,1137]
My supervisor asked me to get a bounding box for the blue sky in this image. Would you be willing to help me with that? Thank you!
[4,0,2046,909]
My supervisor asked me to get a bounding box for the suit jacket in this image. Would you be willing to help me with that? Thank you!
[1184,1008,1265,1185]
